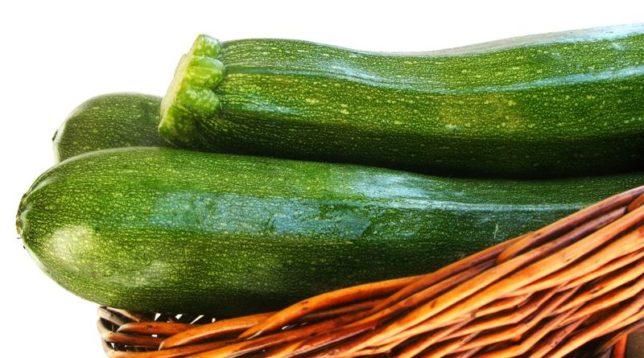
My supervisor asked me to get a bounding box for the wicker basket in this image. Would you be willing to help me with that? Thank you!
[99,186,643,357]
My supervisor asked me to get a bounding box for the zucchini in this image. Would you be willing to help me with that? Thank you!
[160,25,644,178]
[17,147,643,315]
[53,93,167,161]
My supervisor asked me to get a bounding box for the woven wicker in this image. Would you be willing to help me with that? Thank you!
[99,186,643,357]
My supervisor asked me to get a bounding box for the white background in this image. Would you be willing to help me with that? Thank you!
[0,0,641,356]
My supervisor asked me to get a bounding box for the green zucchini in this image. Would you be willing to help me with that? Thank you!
[160,25,644,178]
[53,93,167,161]
[17,147,643,315]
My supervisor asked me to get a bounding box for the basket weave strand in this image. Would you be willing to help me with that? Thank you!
[99,186,644,357]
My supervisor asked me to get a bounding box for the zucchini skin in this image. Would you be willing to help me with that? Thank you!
[17,147,643,315]
[53,93,168,161]
[160,25,644,178]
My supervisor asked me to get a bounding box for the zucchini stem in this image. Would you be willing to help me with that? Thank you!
[159,35,224,147]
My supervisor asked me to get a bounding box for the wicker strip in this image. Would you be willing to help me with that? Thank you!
[99,186,643,357]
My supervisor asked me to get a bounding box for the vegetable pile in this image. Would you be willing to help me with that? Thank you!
[16,25,644,316]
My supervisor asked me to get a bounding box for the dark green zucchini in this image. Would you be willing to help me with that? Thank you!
[17,147,643,315]
[160,25,644,178]
[53,93,167,161]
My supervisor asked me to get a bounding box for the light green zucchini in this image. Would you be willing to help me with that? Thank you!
[160,24,644,178]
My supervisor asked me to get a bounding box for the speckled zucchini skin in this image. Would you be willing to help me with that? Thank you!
[160,25,644,178]
[53,93,168,161]
[17,147,643,315]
